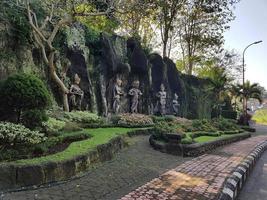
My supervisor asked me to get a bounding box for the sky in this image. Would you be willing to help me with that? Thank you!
[224,0,267,89]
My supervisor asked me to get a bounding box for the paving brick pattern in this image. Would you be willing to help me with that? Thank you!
[3,136,191,200]
[121,136,267,200]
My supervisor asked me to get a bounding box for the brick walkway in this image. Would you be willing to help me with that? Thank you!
[121,136,267,200]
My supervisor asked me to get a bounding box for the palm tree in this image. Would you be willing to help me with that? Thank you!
[229,84,241,111]
[236,81,263,118]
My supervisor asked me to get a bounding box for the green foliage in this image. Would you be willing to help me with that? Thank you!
[221,110,237,120]
[84,27,101,55]
[0,0,31,45]
[154,121,184,135]
[252,109,267,126]
[0,122,46,147]
[42,117,66,135]
[21,109,48,130]
[12,127,140,164]
[64,111,104,126]
[181,134,194,144]
[0,73,51,122]
[111,114,154,127]
[151,115,177,123]
[75,4,119,33]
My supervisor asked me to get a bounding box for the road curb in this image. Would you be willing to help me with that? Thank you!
[218,140,267,200]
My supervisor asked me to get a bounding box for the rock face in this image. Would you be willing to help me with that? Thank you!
[0,22,217,119]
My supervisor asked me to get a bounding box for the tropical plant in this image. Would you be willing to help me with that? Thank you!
[236,81,263,116]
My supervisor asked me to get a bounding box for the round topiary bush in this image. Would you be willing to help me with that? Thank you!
[0,73,51,123]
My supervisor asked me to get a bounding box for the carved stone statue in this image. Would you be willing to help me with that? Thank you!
[128,80,142,113]
[172,93,180,116]
[113,78,123,114]
[156,84,167,115]
[69,74,84,111]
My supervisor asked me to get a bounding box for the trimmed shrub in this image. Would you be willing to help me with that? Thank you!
[21,109,48,129]
[64,111,104,126]
[42,117,66,135]
[0,122,46,148]
[212,118,240,131]
[0,73,51,122]
[112,113,154,127]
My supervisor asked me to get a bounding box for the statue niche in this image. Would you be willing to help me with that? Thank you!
[69,74,84,111]
[172,93,180,116]
[112,78,124,114]
[156,84,167,115]
[128,80,142,113]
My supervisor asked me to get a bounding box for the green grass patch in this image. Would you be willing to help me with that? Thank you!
[9,127,140,165]
[252,109,267,125]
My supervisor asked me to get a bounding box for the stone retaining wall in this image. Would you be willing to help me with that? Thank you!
[0,129,151,192]
[149,132,251,157]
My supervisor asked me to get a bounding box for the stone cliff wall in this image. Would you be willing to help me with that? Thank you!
[0,23,217,119]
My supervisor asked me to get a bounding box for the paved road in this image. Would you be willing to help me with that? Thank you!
[3,136,191,200]
[238,150,267,200]
[238,124,267,200]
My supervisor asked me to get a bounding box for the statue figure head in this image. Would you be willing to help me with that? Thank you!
[74,74,81,85]
[116,78,122,87]
[160,84,165,92]
[132,80,140,88]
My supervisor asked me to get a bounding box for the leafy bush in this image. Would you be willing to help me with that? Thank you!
[0,73,51,122]
[212,118,240,131]
[64,111,104,126]
[0,122,46,148]
[42,118,66,135]
[181,135,194,144]
[152,115,176,123]
[112,113,154,127]
[221,110,237,120]
[21,109,48,129]
[191,119,217,132]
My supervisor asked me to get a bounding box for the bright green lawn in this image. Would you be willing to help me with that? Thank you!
[11,127,140,165]
[252,109,267,125]
[194,134,241,143]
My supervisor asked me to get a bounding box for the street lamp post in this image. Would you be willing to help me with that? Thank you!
[242,40,263,117]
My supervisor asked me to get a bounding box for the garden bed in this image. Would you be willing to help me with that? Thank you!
[0,128,151,192]
[149,132,251,157]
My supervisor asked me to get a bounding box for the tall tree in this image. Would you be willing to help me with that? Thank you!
[152,0,185,58]
[174,0,239,75]
[6,0,122,111]
[115,0,155,49]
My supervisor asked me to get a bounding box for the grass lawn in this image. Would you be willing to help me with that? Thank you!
[252,109,267,125]
[194,133,242,143]
[11,127,141,165]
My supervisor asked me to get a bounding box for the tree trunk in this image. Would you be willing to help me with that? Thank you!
[49,52,70,112]
[163,40,167,58]
[63,93,69,112]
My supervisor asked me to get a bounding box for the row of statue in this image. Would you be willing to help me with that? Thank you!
[69,74,180,115]
[112,78,180,115]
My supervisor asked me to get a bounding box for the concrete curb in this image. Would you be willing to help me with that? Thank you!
[218,140,267,200]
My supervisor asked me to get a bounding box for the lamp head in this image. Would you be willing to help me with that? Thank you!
[254,40,263,44]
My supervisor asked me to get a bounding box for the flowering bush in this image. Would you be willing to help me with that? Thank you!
[42,117,66,135]
[64,111,104,125]
[0,122,46,147]
[113,113,154,127]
